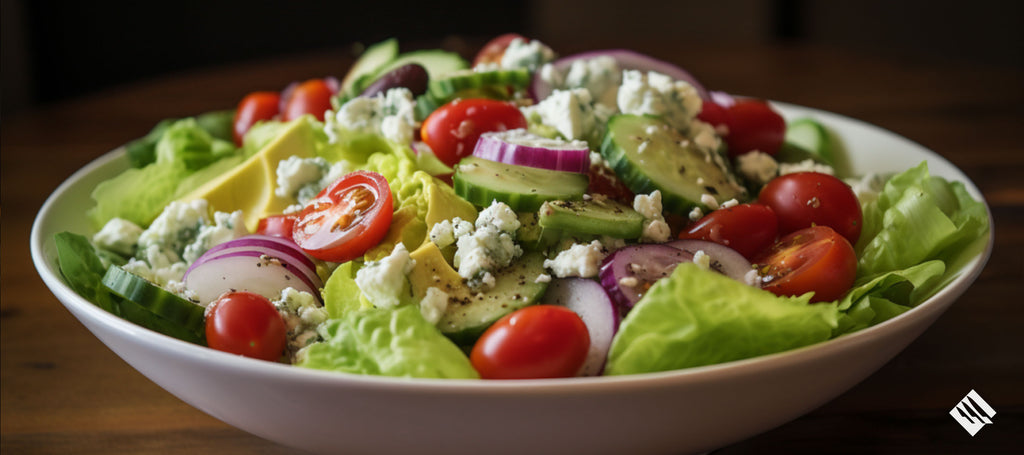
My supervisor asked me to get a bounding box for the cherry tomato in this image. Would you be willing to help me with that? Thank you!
[473,33,527,67]
[758,172,862,245]
[256,214,298,241]
[205,291,287,361]
[753,226,857,303]
[232,91,280,146]
[281,78,335,122]
[679,203,778,259]
[471,305,590,379]
[698,98,785,156]
[587,162,635,204]
[420,98,528,167]
[292,171,393,262]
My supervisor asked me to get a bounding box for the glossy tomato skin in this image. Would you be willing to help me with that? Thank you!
[421,98,528,167]
[256,214,298,241]
[473,33,527,67]
[292,171,393,263]
[205,292,287,361]
[758,172,862,245]
[753,225,857,303]
[698,98,785,156]
[233,91,281,146]
[281,78,335,122]
[679,203,779,259]
[471,305,591,380]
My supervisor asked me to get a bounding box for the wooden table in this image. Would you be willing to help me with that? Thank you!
[3,40,1022,454]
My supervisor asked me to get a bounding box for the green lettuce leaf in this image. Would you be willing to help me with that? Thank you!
[833,260,945,335]
[605,264,839,375]
[155,118,236,171]
[298,305,478,379]
[321,260,371,319]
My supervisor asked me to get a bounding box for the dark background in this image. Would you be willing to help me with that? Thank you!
[2,0,1022,117]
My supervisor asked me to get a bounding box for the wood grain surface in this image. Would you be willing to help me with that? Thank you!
[2,40,1022,454]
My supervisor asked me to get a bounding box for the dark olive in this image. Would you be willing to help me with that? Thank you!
[360,64,429,98]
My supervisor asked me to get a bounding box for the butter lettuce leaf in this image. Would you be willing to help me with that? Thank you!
[298,305,478,379]
[605,264,839,375]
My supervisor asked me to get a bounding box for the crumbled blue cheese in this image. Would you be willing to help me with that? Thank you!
[617,70,702,132]
[736,151,779,185]
[720,198,740,209]
[418,287,449,326]
[700,194,720,210]
[273,287,328,361]
[275,156,354,205]
[500,38,556,72]
[562,56,622,108]
[355,243,416,309]
[181,210,247,264]
[846,172,887,204]
[543,240,608,278]
[633,191,671,243]
[779,159,835,176]
[327,87,418,145]
[692,250,711,271]
[521,88,607,144]
[93,218,144,256]
[534,273,552,284]
[450,201,523,289]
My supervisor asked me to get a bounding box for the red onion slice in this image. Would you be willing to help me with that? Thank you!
[542,278,619,376]
[197,234,317,273]
[472,129,591,174]
[184,251,321,306]
[531,49,710,102]
[598,244,694,316]
[666,239,756,285]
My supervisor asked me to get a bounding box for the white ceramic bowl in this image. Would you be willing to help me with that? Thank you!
[32,103,992,455]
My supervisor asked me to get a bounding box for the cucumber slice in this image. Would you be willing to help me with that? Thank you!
[341,38,400,94]
[600,115,746,214]
[453,156,589,212]
[778,117,833,165]
[427,68,530,101]
[102,266,206,336]
[539,198,644,239]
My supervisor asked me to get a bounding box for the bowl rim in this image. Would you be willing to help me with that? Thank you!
[30,101,994,394]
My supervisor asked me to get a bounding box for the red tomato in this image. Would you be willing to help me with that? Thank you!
[698,98,785,156]
[471,305,590,380]
[753,226,857,303]
[420,98,528,167]
[758,172,862,244]
[679,203,778,259]
[281,78,335,122]
[292,171,393,262]
[205,291,287,361]
[473,33,527,67]
[256,214,298,241]
[587,163,635,204]
[233,91,281,146]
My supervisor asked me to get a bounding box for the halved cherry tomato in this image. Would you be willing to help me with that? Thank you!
[420,98,528,167]
[473,33,527,67]
[292,171,393,262]
[753,225,857,303]
[205,291,287,361]
[471,305,590,380]
[256,214,298,241]
[758,172,862,244]
[698,98,785,156]
[233,91,280,146]
[281,78,335,122]
[588,162,635,204]
[679,203,778,259]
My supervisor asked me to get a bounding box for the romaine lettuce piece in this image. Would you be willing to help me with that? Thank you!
[605,263,838,375]
[298,305,479,379]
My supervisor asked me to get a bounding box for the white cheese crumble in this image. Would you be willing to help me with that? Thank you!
[447,201,523,290]
[273,287,328,361]
[689,206,704,222]
[779,159,835,176]
[418,287,449,326]
[736,151,779,185]
[720,198,740,209]
[93,218,143,256]
[617,70,702,132]
[633,190,671,243]
[500,38,556,72]
[543,240,607,278]
[354,243,416,309]
[700,193,720,210]
[327,87,419,145]
[534,273,552,284]
[521,88,607,144]
[562,56,622,108]
[275,156,355,205]
[692,250,711,271]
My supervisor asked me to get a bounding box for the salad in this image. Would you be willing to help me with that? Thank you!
[53,34,990,380]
